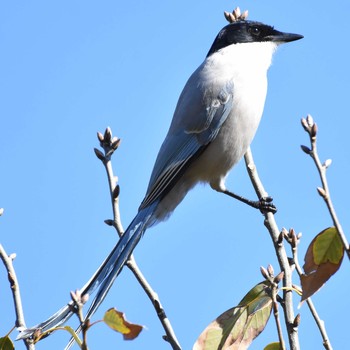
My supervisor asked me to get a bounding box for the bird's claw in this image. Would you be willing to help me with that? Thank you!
[258,196,277,214]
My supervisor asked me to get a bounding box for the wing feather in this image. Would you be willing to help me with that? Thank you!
[139,76,234,209]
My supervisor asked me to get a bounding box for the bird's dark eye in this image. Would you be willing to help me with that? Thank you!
[249,26,261,36]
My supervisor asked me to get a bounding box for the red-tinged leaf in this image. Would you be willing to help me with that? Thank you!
[0,336,14,350]
[263,342,281,350]
[103,308,143,340]
[301,227,344,301]
[193,281,273,350]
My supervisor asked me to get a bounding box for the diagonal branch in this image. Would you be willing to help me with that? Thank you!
[244,148,300,350]
[301,115,350,260]
[0,219,35,349]
[284,228,333,350]
[95,127,181,350]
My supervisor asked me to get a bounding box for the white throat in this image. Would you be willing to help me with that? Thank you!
[207,41,278,77]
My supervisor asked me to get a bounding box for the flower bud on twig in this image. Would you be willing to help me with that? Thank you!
[260,266,269,279]
[104,219,114,226]
[306,114,314,128]
[323,159,332,169]
[94,148,105,161]
[293,313,301,328]
[274,271,284,284]
[317,187,327,198]
[97,131,104,143]
[104,127,112,143]
[300,145,311,155]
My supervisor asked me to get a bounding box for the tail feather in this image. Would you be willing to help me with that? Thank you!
[17,205,156,341]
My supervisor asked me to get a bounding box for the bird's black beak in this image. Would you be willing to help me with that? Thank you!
[267,30,304,43]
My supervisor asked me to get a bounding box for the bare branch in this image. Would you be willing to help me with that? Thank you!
[261,265,286,350]
[0,236,35,350]
[285,229,333,350]
[244,148,300,350]
[301,115,350,260]
[96,128,182,350]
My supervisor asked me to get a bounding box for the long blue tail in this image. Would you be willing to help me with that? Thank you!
[18,204,156,341]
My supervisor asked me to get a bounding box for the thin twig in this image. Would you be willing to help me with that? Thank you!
[285,229,333,350]
[261,265,286,350]
[301,115,350,260]
[244,148,300,350]
[0,239,35,350]
[70,290,90,350]
[96,127,182,350]
[272,292,286,350]
[126,256,181,350]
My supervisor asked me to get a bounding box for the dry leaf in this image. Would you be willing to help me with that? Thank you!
[103,308,143,340]
[301,227,344,301]
[193,281,273,350]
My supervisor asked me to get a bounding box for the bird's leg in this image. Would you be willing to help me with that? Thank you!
[221,189,277,214]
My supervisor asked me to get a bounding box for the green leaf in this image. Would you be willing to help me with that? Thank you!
[0,336,14,350]
[263,342,281,350]
[193,281,273,350]
[103,308,143,340]
[312,227,343,265]
[301,227,344,301]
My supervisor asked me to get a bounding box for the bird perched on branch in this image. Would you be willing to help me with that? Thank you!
[18,7,303,345]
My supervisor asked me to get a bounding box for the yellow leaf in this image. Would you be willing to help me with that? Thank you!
[103,308,143,340]
[301,227,344,301]
[263,342,281,350]
[0,336,14,350]
[313,227,343,265]
[193,281,273,350]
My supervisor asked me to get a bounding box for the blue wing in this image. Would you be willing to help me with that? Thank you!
[140,74,234,209]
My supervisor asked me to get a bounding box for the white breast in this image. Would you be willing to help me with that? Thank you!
[187,41,277,190]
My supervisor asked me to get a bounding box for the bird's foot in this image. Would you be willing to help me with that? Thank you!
[257,196,277,214]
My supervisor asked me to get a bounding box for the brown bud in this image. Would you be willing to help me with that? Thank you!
[287,257,295,266]
[97,131,104,143]
[70,290,79,303]
[306,114,314,127]
[293,313,301,328]
[104,127,112,143]
[267,264,274,277]
[111,137,121,151]
[33,328,43,342]
[310,123,318,138]
[260,266,269,279]
[281,227,288,238]
[112,184,120,199]
[233,7,241,18]
[323,159,332,168]
[9,253,16,260]
[289,228,297,247]
[224,11,231,22]
[228,13,236,23]
[300,145,311,155]
[301,118,310,132]
[274,271,284,284]
[241,10,248,19]
[7,271,15,288]
[94,148,105,161]
[104,219,114,226]
[277,231,284,245]
[317,187,327,198]
[81,293,89,304]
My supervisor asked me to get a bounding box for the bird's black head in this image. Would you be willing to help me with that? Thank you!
[207,20,303,57]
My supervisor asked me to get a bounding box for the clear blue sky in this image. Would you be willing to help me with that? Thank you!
[1,1,349,349]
